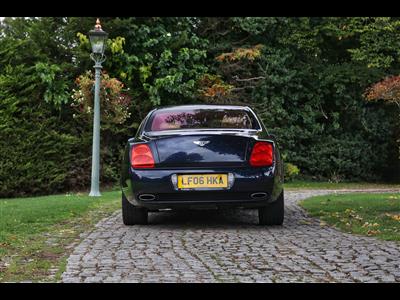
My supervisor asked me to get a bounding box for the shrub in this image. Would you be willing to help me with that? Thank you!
[284,163,300,181]
[71,71,132,126]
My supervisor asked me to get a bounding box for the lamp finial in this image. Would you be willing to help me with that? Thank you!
[95,18,102,30]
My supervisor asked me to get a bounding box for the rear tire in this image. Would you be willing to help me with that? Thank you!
[122,193,148,225]
[258,190,284,225]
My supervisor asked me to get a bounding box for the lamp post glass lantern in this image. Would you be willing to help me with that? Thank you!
[88,18,108,197]
[88,20,108,55]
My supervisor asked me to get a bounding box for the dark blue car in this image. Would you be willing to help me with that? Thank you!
[120,105,284,225]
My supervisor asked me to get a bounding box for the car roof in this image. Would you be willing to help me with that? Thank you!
[152,104,252,112]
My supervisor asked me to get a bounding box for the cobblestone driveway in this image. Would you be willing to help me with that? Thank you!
[62,190,400,283]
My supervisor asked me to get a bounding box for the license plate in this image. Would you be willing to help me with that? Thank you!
[177,174,228,189]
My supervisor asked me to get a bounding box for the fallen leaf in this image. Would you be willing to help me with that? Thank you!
[367,229,381,235]
[386,213,400,221]
[300,220,312,225]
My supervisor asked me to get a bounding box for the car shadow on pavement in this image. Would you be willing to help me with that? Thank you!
[146,208,262,227]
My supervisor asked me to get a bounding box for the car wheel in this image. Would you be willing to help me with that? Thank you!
[122,193,148,225]
[258,190,284,225]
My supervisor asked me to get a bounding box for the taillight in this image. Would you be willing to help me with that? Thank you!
[131,144,155,168]
[249,142,274,167]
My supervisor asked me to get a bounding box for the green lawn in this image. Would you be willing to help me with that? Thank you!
[0,190,121,282]
[300,193,400,242]
[285,180,400,190]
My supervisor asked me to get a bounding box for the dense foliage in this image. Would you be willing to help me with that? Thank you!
[0,17,399,197]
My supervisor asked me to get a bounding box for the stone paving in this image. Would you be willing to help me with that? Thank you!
[61,189,400,283]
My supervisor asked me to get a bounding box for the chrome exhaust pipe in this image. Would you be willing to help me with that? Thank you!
[250,192,267,199]
[138,194,156,201]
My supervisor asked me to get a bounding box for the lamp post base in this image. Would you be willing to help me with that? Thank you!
[89,190,102,197]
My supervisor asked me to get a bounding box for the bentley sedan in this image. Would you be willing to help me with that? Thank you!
[120,105,284,225]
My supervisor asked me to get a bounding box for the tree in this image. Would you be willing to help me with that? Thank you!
[1,17,399,197]
[364,75,400,159]
[365,75,400,108]
[197,17,399,181]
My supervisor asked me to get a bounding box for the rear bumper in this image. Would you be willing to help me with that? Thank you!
[121,167,282,210]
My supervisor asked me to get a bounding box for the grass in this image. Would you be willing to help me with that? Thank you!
[284,180,400,190]
[300,193,400,242]
[0,189,121,282]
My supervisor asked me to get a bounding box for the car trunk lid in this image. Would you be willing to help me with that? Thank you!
[151,131,257,168]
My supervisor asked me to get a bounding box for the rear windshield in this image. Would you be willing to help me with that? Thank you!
[146,108,260,132]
